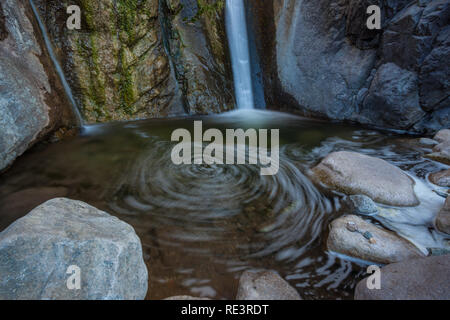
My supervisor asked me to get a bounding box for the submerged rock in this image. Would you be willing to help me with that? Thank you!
[311,151,419,206]
[354,254,450,300]
[429,169,450,187]
[236,270,301,300]
[0,198,148,300]
[327,215,424,264]
[436,197,450,235]
[418,138,439,147]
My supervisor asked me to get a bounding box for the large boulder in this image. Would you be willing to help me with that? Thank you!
[354,254,450,300]
[236,270,301,300]
[436,197,450,235]
[327,215,424,264]
[311,151,419,206]
[0,0,75,172]
[254,0,449,133]
[0,198,148,300]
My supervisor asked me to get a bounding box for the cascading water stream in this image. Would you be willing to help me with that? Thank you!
[29,0,83,126]
[226,0,255,110]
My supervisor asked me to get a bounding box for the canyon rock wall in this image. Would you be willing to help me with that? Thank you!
[36,0,234,123]
[256,0,449,133]
[0,0,75,172]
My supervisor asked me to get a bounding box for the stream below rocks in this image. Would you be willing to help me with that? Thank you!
[0,110,447,300]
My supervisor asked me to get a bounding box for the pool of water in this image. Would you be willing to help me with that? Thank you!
[0,110,446,299]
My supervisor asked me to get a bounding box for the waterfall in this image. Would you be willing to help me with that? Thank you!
[29,0,83,126]
[226,0,255,110]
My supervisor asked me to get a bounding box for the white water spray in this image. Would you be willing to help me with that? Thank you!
[29,0,83,126]
[226,0,255,110]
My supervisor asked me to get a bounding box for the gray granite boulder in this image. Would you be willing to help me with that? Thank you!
[236,270,301,300]
[311,151,419,206]
[0,198,148,300]
[355,254,450,300]
[327,215,424,264]
[0,0,75,172]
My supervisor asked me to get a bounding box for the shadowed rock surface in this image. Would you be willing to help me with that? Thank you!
[436,197,450,234]
[236,270,301,300]
[327,215,424,264]
[311,151,419,206]
[0,0,75,172]
[355,254,450,300]
[0,198,148,300]
[253,0,450,133]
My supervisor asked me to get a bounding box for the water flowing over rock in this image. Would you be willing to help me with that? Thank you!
[311,151,419,206]
[252,0,449,133]
[0,198,148,300]
[236,270,301,300]
[354,254,450,300]
[436,197,450,235]
[0,0,76,172]
[327,215,424,264]
[34,0,234,123]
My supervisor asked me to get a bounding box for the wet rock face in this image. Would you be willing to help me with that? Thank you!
[0,198,148,300]
[436,197,450,235]
[327,215,424,264]
[36,0,233,123]
[236,270,301,300]
[354,254,450,300]
[0,0,75,172]
[311,151,419,206]
[361,63,425,130]
[256,0,449,133]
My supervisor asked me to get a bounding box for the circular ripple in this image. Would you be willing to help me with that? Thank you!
[109,138,333,261]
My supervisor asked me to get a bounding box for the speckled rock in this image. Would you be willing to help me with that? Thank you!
[434,129,450,143]
[327,215,424,264]
[0,198,148,300]
[311,151,419,206]
[236,270,301,300]
[355,254,450,300]
[0,0,75,172]
[429,169,450,187]
[345,194,379,216]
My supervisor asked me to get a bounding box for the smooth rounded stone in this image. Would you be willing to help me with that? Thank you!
[164,296,211,300]
[354,254,450,300]
[327,215,424,264]
[429,169,450,187]
[425,149,450,165]
[311,151,419,206]
[436,197,450,235]
[433,129,450,143]
[236,271,301,300]
[0,198,148,300]
[418,138,439,147]
[346,195,379,216]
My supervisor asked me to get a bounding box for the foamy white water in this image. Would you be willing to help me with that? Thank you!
[226,0,255,109]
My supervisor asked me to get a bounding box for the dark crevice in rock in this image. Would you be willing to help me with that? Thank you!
[0,3,8,41]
